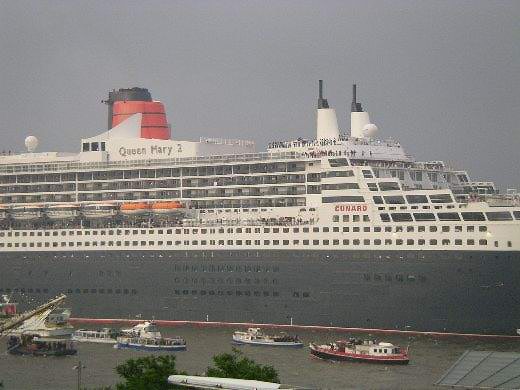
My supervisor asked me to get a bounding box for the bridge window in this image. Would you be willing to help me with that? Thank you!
[413,213,436,221]
[438,212,460,221]
[378,182,400,191]
[429,194,453,203]
[322,196,365,203]
[461,212,486,221]
[384,196,406,204]
[486,212,513,221]
[406,195,428,203]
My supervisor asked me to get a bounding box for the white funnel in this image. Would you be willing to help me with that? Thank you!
[316,80,340,140]
[350,84,371,139]
[351,111,370,138]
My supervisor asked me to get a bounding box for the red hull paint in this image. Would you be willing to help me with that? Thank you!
[68,318,520,341]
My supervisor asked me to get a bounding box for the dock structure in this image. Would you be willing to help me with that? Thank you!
[436,350,520,389]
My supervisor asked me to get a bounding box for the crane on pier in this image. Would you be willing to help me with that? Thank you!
[0,294,67,336]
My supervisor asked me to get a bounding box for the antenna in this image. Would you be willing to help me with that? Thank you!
[318,80,329,109]
[351,83,363,112]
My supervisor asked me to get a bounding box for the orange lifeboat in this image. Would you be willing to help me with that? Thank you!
[120,202,150,217]
[151,201,185,216]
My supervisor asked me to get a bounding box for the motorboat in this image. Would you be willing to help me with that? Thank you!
[232,328,303,347]
[309,338,409,364]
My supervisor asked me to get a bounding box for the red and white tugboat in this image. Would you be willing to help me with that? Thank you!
[309,338,409,365]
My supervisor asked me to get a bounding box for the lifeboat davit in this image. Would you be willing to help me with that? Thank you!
[120,202,150,217]
[10,204,44,221]
[151,201,185,217]
[82,203,119,219]
[0,205,8,220]
[46,204,80,220]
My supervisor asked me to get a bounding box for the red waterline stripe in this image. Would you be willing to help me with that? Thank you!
[68,318,520,341]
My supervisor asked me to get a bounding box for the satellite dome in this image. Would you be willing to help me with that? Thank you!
[25,135,39,152]
[362,123,378,138]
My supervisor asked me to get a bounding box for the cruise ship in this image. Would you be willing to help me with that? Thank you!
[0,83,519,335]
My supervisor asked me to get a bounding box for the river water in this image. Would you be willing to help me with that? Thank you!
[1,326,519,390]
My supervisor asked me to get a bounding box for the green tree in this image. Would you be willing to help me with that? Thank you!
[206,348,280,383]
[115,355,183,390]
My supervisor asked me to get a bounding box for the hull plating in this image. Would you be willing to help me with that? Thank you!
[1,249,519,335]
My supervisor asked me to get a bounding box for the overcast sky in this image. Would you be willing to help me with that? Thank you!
[0,0,518,189]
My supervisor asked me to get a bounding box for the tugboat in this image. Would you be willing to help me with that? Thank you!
[309,338,409,364]
[72,328,121,344]
[232,328,303,347]
[115,321,186,351]
[7,334,77,356]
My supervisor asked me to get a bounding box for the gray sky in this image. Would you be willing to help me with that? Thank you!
[0,0,518,189]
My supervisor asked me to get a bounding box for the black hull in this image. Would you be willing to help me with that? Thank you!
[1,249,520,335]
[309,347,409,365]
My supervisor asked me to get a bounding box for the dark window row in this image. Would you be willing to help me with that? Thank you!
[173,289,279,297]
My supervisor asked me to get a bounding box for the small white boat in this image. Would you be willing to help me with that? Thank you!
[115,321,186,351]
[232,328,303,347]
[72,328,121,344]
[115,335,187,351]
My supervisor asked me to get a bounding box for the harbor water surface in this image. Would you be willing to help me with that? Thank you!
[1,325,519,390]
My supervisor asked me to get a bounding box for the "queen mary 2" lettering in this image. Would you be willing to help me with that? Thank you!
[334,204,368,212]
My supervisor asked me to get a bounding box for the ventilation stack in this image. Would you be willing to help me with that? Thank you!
[104,87,171,140]
[316,80,340,140]
[350,84,371,139]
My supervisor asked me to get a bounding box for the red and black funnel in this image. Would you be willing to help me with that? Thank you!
[104,87,170,140]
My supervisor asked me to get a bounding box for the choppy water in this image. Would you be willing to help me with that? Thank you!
[1,326,519,390]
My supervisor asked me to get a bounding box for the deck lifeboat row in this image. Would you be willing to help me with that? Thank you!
[0,201,185,221]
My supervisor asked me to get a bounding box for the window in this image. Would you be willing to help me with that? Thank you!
[479,226,487,232]
[391,213,413,222]
[322,183,360,190]
[429,194,453,203]
[429,226,437,232]
[479,239,487,245]
[323,170,354,177]
[373,196,384,205]
[328,158,349,167]
[430,239,437,245]
[322,196,365,203]
[378,182,400,191]
[513,211,520,220]
[438,212,460,221]
[486,212,513,221]
[461,212,486,221]
[442,226,450,232]
[384,196,406,204]
[467,239,475,245]
[413,213,436,221]
[406,194,429,204]
[380,213,391,222]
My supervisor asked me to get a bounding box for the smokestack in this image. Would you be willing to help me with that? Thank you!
[351,84,363,112]
[317,80,329,109]
[316,79,339,140]
[350,83,371,138]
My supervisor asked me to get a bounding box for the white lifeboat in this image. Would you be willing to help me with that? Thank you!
[151,201,185,216]
[46,204,80,220]
[120,202,150,217]
[81,203,119,219]
[10,204,44,221]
